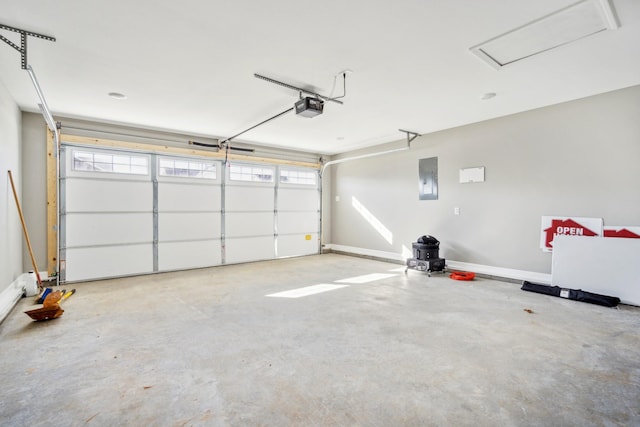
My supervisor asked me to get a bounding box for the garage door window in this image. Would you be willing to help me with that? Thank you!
[280,168,316,185]
[229,164,274,183]
[72,150,149,175]
[158,157,217,179]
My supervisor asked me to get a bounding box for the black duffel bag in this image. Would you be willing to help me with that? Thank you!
[521,281,620,307]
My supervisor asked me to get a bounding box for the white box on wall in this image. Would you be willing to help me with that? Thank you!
[459,167,485,183]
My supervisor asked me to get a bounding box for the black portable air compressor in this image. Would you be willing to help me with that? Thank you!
[406,235,446,275]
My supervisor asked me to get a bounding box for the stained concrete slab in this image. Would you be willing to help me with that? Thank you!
[1,254,639,426]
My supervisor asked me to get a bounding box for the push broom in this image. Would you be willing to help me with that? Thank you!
[9,170,76,320]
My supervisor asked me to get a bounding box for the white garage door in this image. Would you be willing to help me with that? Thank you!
[224,163,276,263]
[277,167,320,257]
[157,156,222,271]
[60,144,319,282]
[61,147,154,281]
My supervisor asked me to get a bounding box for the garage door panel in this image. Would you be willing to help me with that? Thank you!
[158,212,220,241]
[278,188,318,211]
[158,183,220,212]
[225,186,274,211]
[278,234,319,257]
[226,212,274,237]
[62,145,320,281]
[65,244,153,282]
[66,213,152,247]
[278,212,318,235]
[66,179,152,212]
[226,236,274,264]
[158,240,222,271]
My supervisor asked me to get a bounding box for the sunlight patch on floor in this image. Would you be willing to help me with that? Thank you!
[335,273,397,284]
[266,284,349,298]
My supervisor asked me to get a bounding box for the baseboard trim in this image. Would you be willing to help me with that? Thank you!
[325,244,405,263]
[0,274,27,324]
[324,244,551,285]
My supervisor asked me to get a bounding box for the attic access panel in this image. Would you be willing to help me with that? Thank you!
[470,0,619,68]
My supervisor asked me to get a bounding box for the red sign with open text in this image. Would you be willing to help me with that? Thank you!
[540,216,603,252]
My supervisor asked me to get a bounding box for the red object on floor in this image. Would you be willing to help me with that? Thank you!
[449,271,476,281]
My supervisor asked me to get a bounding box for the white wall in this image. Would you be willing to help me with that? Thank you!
[0,79,23,293]
[328,85,640,275]
[21,112,48,273]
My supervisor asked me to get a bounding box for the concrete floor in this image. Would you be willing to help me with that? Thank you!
[0,253,639,426]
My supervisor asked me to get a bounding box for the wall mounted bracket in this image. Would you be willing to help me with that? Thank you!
[0,23,56,69]
[399,129,421,147]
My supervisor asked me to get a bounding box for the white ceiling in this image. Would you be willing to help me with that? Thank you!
[1,0,639,155]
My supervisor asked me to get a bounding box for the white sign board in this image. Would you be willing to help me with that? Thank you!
[552,235,640,306]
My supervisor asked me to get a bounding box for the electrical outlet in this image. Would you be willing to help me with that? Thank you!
[454,207,460,215]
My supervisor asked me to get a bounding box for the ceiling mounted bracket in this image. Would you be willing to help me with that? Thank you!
[254,73,344,105]
[0,24,57,129]
[188,140,255,153]
[0,23,56,69]
[399,129,420,147]
[217,72,347,147]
